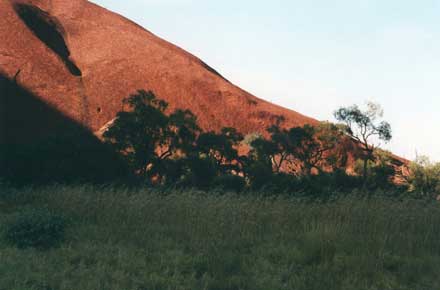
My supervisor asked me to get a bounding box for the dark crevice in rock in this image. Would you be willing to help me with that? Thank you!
[13,4,82,77]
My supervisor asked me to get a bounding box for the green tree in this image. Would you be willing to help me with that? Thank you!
[103,90,169,178]
[103,90,200,182]
[290,123,343,175]
[167,109,200,156]
[334,102,392,184]
[266,124,297,173]
[196,127,244,174]
[249,123,342,176]
[155,109,201,183]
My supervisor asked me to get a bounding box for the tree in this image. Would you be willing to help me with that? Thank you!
[248,123,302,174]
[156,109,201,184]
[167,109,200,156]
[103,90,250,187]
[248,135,278,172]
[290,123,343,175]
[196,127,244,174]
[334,102,392,184]
[248,123,342,176]
[103,90,169,178]
[103,90,200,181]
[266,124,297,173]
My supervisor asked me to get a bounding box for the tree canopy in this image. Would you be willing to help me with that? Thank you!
[334,102,392,183]
[102,91,401,194]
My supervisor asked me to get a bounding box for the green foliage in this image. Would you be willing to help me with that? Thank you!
[103,90,201,181]
[334,102,392,183]
[407,156,440,197]
[103,93,399,193]
[158,158,188,185]
[197,127,244,174]
[1,185,439,290]
[186,156,219,189]
[103,90,170,177]
[249,123,343,177]
[103,91,249,186]
[334,102,392,143]
[354,150,396,189]
[2,208,66,250]
[290,123,343,175]
[167,109,200,155]
[248,137,277,169]
[246,160,274,190]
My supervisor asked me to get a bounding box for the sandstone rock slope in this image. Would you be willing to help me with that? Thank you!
[0,0,318,142]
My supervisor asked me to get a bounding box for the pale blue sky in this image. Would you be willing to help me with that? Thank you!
[92,0,440,161]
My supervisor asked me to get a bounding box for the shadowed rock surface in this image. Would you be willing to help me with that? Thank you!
[0,74,129,184]
[13,3,82,76]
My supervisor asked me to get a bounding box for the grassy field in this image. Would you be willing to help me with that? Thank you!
[0,185,440,290]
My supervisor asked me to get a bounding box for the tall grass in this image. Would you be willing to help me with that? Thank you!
[1,185,439,290]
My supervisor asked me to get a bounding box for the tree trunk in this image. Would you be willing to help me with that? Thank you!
[363,157,368,186]
[301,162,312,177]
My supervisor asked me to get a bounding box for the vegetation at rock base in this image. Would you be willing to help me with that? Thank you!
[100,91,403,193]
[406,155,440,198]
[4,89,437,196]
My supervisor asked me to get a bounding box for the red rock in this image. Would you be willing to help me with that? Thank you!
[1,0,318,142]
[0,0,408,182]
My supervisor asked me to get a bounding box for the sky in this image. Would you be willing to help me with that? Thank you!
[92,0,440,161]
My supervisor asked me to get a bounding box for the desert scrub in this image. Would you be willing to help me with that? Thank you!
[2,207,66,250]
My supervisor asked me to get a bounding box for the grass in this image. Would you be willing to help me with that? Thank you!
[0,185,440,290]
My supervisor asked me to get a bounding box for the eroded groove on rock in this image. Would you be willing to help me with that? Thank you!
[13,4,82,77]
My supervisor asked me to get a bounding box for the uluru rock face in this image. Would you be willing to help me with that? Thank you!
[0,0,318,144]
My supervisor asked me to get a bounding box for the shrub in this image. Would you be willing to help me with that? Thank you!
[213,175,246,192]
[187,156,218,189]
[265,173,301,193]
[247,161,274,190]
[354,152,396,190]
[2,208,66,249]
[407,156,440,197]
